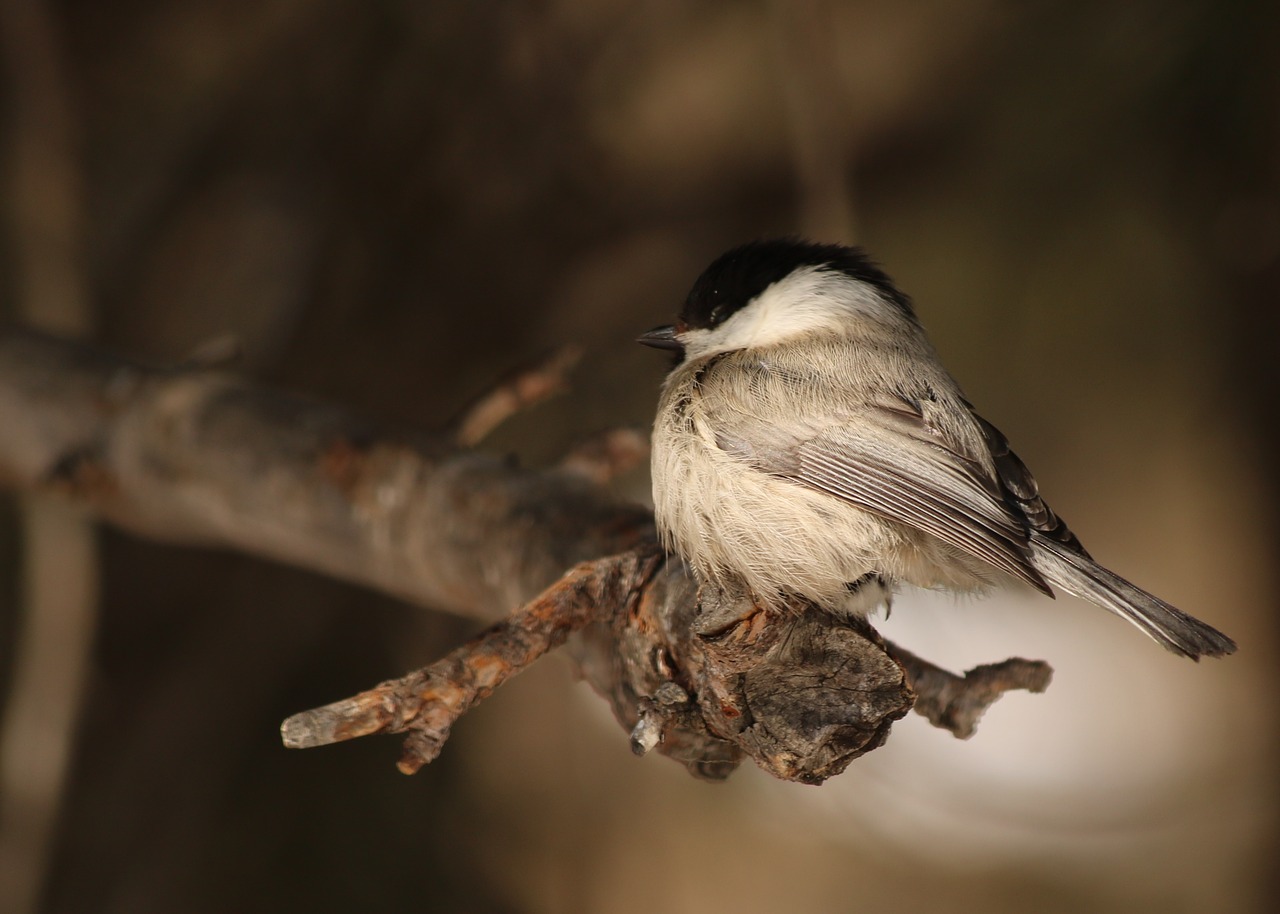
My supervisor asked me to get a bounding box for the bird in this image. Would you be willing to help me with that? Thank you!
[639,238,1236,660]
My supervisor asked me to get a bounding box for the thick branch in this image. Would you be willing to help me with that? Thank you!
[0,329,651,621]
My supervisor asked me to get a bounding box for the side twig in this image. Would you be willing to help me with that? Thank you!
[451,345,582,447]
[888,644,1053,739]
[283,550,660,773]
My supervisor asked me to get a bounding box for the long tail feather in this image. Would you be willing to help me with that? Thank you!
[1030,534,1237,660]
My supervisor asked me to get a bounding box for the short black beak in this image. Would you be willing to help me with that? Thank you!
[638,324,683,353]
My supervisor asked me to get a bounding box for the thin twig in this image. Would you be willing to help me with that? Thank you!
[283,550,659,773]
[452,345,583,447]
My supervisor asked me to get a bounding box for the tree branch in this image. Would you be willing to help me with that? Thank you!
[282,550,661,774]
[0,328,1053,784]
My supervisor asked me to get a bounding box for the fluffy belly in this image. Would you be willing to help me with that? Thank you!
[655,443,891,610]
[654,439,996,613]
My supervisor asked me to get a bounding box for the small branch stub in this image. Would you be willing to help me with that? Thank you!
[889,645,1053,739]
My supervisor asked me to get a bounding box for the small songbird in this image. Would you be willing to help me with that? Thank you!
[639,239,1236,659]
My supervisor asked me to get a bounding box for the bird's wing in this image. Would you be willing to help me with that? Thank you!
[790,405,1051,593]
[705,355,1052,593]
[962,403,1088,556]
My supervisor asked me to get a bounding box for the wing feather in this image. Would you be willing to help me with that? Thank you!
[790,433,1053,594]
[698,351,1052,593]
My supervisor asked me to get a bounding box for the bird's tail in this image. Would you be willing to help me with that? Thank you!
[1030,534,1237,660]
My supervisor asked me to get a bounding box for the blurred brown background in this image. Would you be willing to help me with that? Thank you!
[1,1,1277,912]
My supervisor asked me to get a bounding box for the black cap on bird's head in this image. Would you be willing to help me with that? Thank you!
[638,238,915,356]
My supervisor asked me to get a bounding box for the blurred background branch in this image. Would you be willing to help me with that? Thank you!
[0,2,97,913]
[0,1,1275,913]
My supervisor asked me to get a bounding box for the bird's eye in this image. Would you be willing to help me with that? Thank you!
[708,304,728,326]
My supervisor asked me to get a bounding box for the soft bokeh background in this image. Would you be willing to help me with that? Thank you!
[1,1,1277,912]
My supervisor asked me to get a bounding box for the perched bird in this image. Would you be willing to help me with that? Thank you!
[640,239,1236,660]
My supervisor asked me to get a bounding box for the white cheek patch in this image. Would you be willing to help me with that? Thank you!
[679,267,893,359]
